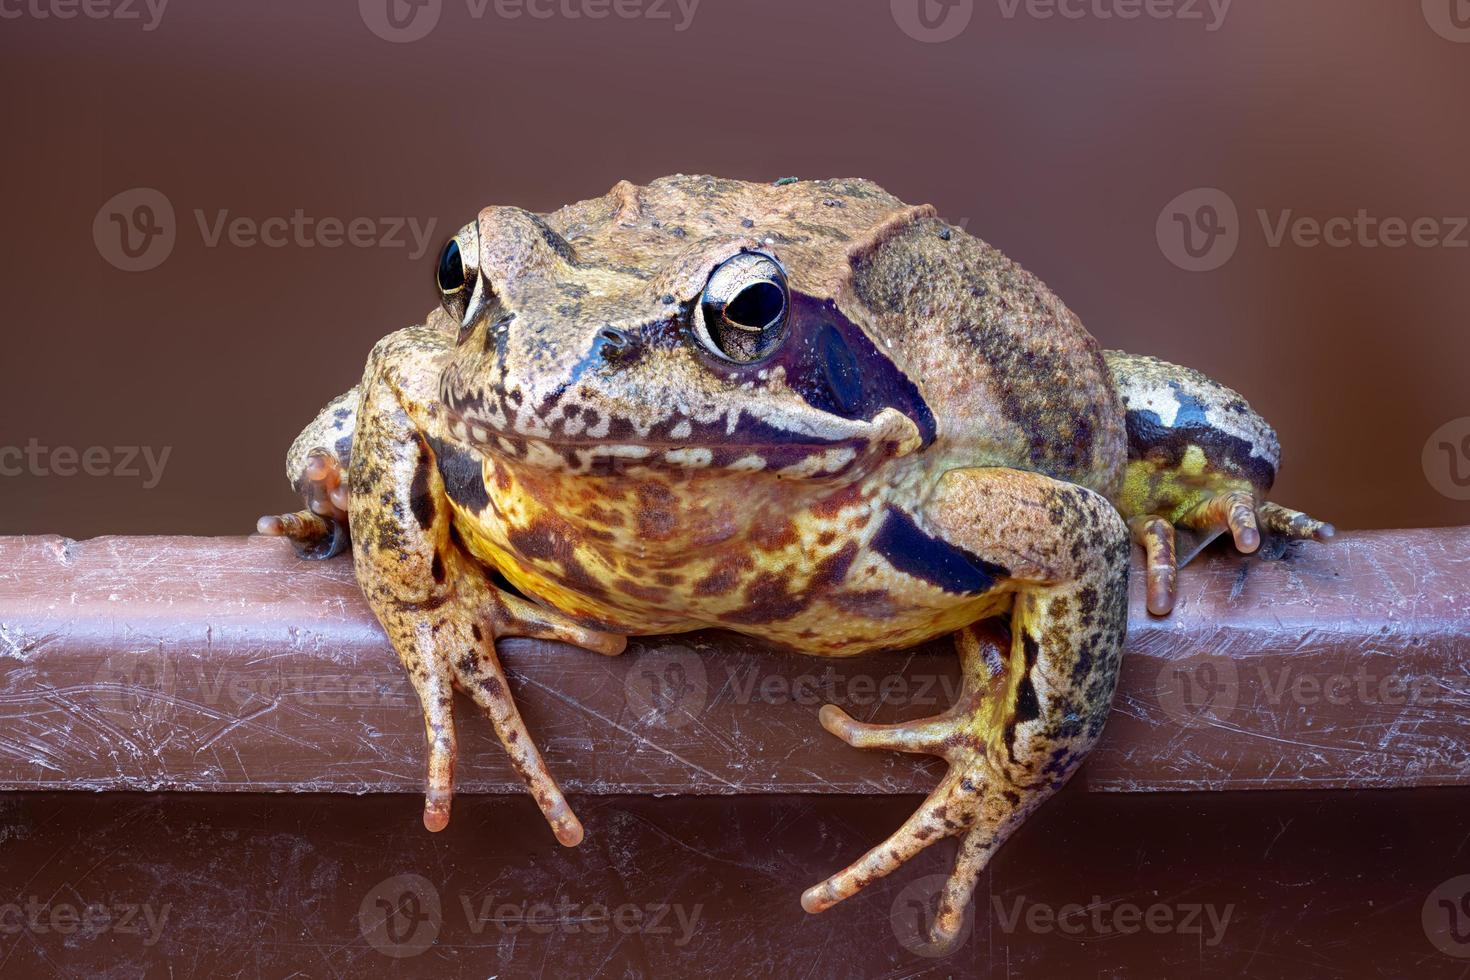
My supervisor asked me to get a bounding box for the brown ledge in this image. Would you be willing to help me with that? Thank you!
[0,529,1465,795]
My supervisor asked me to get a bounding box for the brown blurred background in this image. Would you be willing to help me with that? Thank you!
[2,0,1468,537]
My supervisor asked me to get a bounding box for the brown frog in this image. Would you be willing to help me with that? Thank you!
[259,175,1332,949]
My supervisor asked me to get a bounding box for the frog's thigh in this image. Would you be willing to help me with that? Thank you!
[804,467,1129,950]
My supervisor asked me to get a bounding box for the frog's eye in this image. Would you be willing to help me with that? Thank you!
[697,252,789,363]
[436,223,483,330]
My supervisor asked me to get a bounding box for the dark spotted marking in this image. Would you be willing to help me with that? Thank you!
[428,436,492,513]
[693,554,753,597]
[871,506,1008,595]
[1003,632,1042,762]
[409,440,437,530]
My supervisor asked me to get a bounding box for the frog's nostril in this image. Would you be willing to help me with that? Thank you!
[597,328,633,357]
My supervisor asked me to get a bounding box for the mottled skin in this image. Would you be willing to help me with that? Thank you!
[260,175,1331,950]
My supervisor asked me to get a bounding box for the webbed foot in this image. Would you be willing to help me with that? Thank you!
[803,623,1030,950]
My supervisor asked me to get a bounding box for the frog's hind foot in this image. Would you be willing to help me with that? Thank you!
[1132,492,1335,616]
[256,449,351,559]
[802,624,1028,949]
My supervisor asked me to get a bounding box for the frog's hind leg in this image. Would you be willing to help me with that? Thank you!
[802,467,1130,950]
[257,388,359,559]
[1105,350,1334,615]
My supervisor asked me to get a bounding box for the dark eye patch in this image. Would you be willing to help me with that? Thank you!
[762,293,936,446]
[819,324,863,415]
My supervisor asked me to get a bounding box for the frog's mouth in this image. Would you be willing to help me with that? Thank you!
[443,405,926,480]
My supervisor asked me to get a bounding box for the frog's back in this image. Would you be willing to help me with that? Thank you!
[547,174,1126,498]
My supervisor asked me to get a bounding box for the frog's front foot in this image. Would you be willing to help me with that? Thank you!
[1131,493,1335,616]
[402,560,627,840]
[256,449,351,559]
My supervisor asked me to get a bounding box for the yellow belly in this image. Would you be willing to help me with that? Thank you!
[450,457,1010,655]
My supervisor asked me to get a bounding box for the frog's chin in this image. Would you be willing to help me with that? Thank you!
[443,406,924,480]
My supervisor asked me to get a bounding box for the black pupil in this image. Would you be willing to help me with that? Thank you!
[437,239,465,293]
[725,281,784,330]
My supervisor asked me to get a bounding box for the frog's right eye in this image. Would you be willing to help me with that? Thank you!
[436,224,483,329]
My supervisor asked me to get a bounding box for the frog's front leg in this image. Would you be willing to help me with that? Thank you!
[801,468,1129,950]
[350,328,626,842]
[1105,350,1334,615]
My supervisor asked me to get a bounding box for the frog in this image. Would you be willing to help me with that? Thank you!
[258,174,1332,950]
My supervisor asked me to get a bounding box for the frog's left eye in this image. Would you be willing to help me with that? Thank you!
[437,223,483,329]
[697,252,789,363]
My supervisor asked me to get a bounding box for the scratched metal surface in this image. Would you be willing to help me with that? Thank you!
[0,789,1467,978]
[0,529,1465,795]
